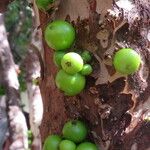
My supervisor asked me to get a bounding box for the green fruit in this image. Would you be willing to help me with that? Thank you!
[43,135,62,150]
[0,86,5,95]
[59,140,76,150]
[113,48,141,75]
[61,52,83,74]
[28,139,32,145]
[76,142,98,150]
[27,130,33,139]
[81,51,92,63]
[53,51,66,67]
[55,70,86,96]
[35,0,54,11]
[62,120,88,143]
[80,64,93,76]
[44,20,75,50]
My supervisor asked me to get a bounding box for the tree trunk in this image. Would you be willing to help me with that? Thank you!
[0,13,28,150]
[38,0,150,149]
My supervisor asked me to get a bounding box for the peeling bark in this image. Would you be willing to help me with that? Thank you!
[37,0,150,149]
[22,1,44,149]
[23,47,43,150]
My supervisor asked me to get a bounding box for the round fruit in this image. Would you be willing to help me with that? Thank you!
[59,140,76,150]
[81,51,92,63]
[76,142,98,150]
[36,0,54,11]
[62,120,88,143]
[53,51,66,67]
[44,20,75,50]
[43,135,61,150]
[28,139,32,145]
[113,48,141,74]
[27,130,33,139]
[61,52,83,74]
[80,64,93,76]
[55,70,86,96]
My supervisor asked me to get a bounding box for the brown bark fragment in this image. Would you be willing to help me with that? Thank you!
[0,0,14,13]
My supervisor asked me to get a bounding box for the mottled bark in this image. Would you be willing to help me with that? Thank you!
[0,96,8,149]
[38,0,150,150]
[22,1,43,148]
[0,13,28,150]
[24,49,43,150]
[23,45,43,150]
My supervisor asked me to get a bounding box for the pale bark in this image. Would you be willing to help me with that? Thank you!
[23,46,43,150]
[0,96,8,149]
[23,1,44,149]
[0,13,28,150]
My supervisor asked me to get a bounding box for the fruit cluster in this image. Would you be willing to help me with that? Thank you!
[55,50,93,96]
[27,130,33,148]
[43,19,142,95]
[44,20,93,96]
[43,120,98,150]
[36,0,142,83]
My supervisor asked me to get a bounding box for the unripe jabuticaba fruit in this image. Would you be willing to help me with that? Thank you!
[113,48,141,75]
[44,20,75,51]
[36,0,54,11]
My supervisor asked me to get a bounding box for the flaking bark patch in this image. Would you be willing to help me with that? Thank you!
[39,0,150,149]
